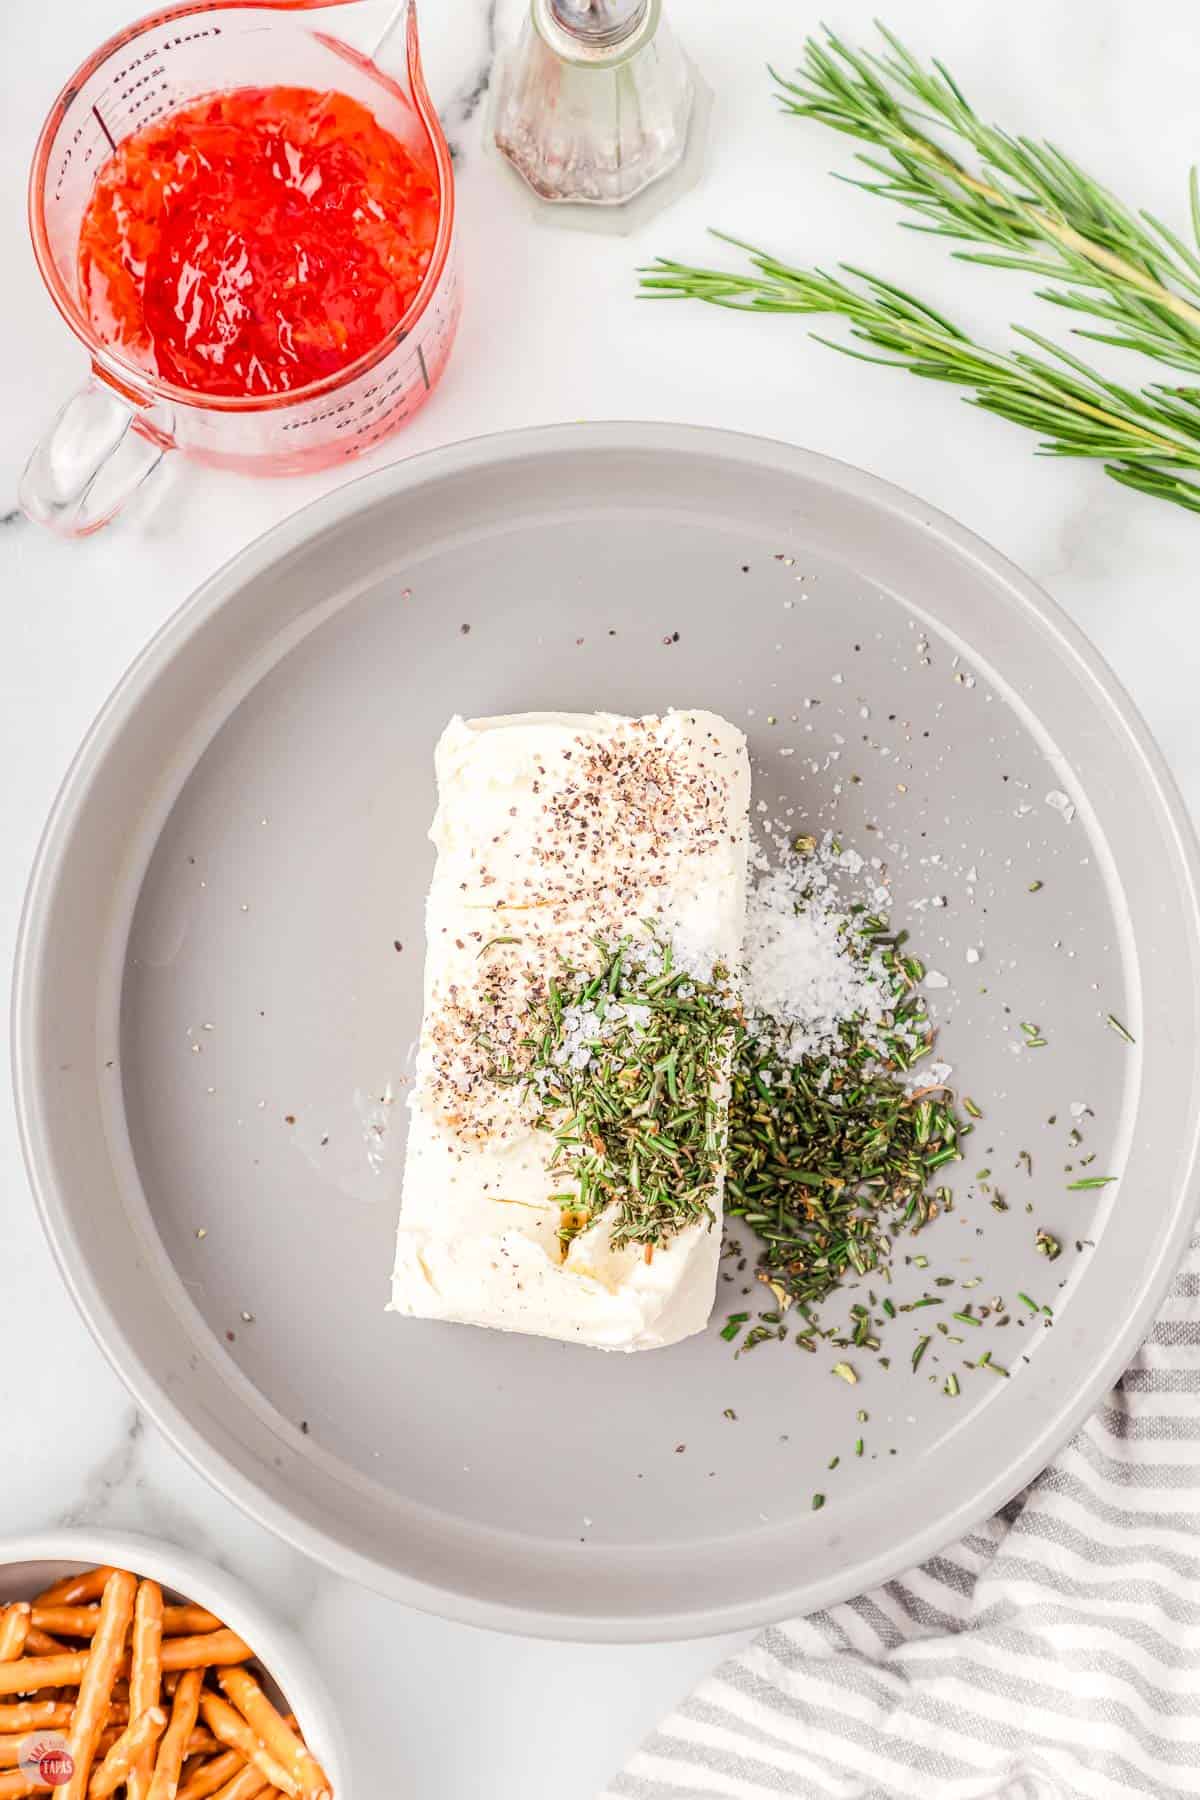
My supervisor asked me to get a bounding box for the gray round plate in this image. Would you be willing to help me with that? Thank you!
[14,424,1200,1641]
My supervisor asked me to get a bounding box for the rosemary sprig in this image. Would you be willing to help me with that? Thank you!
[774,26,1200,373]
[642,24,1200,512]
[641,246,1200,513]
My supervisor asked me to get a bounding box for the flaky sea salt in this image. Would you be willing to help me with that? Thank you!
[740,838,893,1062]
[1046,789,1077,823]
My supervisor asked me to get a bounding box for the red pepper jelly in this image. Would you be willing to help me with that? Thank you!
[78,86,440,398]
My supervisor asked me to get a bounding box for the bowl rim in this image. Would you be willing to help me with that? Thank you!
[13,421,1200,1642]
[0,1527,349,1790]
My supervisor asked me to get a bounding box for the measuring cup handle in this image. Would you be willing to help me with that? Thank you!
[20,374,171,537]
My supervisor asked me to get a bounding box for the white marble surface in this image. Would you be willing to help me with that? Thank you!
[3,0,1200,1793]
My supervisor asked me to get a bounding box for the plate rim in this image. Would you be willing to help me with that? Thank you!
[13,420,1200,1641]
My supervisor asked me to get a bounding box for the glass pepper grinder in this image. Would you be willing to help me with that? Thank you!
[492,0,694,206]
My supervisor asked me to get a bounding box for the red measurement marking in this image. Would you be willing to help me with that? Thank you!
[78,85,439,398]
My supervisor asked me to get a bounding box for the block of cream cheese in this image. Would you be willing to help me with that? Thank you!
[390,710,750,1351]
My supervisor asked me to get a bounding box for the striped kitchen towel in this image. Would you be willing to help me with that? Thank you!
[607,1234,1200,1800]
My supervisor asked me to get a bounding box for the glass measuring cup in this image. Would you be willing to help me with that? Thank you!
[23,0,460,536]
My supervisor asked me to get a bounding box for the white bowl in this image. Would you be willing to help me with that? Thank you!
[0,1529,348,1796]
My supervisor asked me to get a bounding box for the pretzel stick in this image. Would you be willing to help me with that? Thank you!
[91,1729,211,1759]
[0,1634,254,1694]
[0,1705,72,1734]
[34,1608,222,1643]
[210,1768,271,1800]
[0,1637,247,1696]
[28,1611,96,1641]
[0,1653,88,1697]
[216,1673,328,1800]
[160,1636,252,1675]
[127,1582,164,1800]
[60,1568,136,1800]
[0,1614,30,1666]
[162,1612,221,1639]
[31,1573,118,1611]
[148,1669,202,1800]
[0,1772,45,1798]
[89,1706,167,1798]
[0,1725,171,1771]
[197,1698,295,1797]
[0,1741,41,1770]
[176,1755,243,1800]
[24,1633,68,1658]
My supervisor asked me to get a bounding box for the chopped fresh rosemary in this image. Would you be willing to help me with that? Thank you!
[489,885,973,1343]
[492,933,737,1251]
[726,906,965,1314]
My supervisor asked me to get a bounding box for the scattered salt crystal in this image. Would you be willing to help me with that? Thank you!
[965,947,981,964]
[924,971,950,989]
[1046,790,1077,823]
[1070,1100,1091,1119]
[831,673,844,685]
